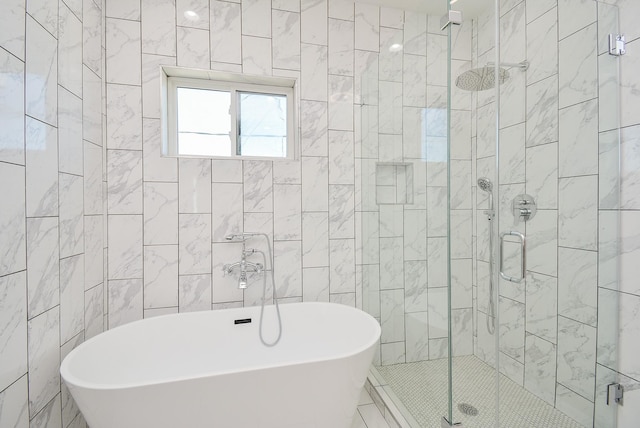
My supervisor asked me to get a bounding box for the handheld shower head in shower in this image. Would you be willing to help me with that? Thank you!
[477,177,494,219]
[477,177,493,193]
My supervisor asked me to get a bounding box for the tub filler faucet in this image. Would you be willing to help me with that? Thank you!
[223,235,263,289]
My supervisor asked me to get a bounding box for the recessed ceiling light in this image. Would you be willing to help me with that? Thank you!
[184,10,199,21]
[450,0,459,4]
[389,43,403,52]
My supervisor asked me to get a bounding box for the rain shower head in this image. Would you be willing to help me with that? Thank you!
[455,61,529,92]
[456,66,509,91]
[477,177,493,193]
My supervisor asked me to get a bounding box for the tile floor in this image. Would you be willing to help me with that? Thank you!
[352,388,392,428]
[377,355,585,428]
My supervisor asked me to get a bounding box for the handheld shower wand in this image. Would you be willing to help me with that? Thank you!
[478,178,496,334]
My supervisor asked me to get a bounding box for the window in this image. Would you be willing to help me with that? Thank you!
[162,67,297,160]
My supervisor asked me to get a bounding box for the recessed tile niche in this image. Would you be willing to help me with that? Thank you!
[375,163,414,205]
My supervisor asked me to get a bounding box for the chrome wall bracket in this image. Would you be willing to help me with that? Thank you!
[440,10,462,31]
[607,383,624,406]
[609,34,626,56]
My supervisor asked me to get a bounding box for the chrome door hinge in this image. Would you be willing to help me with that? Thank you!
[441,417,463,427]
[607,383,624,406]
[440,10,462,31]
[609,34,626,56]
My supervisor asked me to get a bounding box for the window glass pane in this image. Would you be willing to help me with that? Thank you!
[179,134,232,157]
[177,87,231,156]
[238,92,287,157]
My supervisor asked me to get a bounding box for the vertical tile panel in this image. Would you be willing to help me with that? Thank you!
[273,10,301,70]
[144,245,179,308]
[329,238,355,294]
[0,375,29,427]
[107,149,143,214]
[300,100,328,156]
[179,274,212,312]
[0,0,26,60]
[274,240,303,298]
[302,212,329,267]
[243,160,273,213]
[557,316,597,401]
[59,173,84,258]
[354,3,379,52]
[143,118,177,181]
[328,18,353,76]
[301,43,328,101]
[108,278,143,328]
[210,0,242,64]
[211,182,243,242]
[59,254,84,343]
[26,218,59,318]
[26,118,58,217]
[83,0,102,75]
[106,84,142,150]
[0,49,25,165]
[141,0,176,56]
[301,0,327,45]
[179,158,212,214]
[25,16,58,126]
[242,35,272,75]
[176,27,210,69]
[178,214,212,275]
[558,176,598,251]
[274,184,302,240]
[108,215,143,279]
[59,88,83,176]
[27,307,60,415]
[380,289,405,343]
[58,2,83,96]
[329,184,355,239]
[84,215,103,289]
[558,23,597,109]
[144,182,179,245]
[106,18,141,85]
[141,54,176,120]
[0,272,28,393]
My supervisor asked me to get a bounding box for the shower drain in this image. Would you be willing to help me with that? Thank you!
[458,403,479,416]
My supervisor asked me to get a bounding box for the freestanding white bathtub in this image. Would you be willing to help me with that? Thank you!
[60,302,381,428]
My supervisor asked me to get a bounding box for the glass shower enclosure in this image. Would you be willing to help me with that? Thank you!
[357,0,626,426]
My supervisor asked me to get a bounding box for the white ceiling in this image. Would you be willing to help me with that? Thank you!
[358,0,493,18]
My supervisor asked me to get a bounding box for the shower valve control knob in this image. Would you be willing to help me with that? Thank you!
[512,194,536,225]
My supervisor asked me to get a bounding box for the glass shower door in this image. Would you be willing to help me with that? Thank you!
[446,1,625,427]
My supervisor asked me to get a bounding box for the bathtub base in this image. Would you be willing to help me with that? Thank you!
[70,361,366,428]
[61,303,380,428]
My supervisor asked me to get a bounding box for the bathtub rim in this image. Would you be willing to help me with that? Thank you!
[60,302,381,391]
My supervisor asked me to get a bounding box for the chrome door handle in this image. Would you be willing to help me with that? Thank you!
[499,231,526,283]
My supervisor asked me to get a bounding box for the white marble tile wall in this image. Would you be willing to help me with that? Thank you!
[3,0,636,425]
[103,0,473,366]
[354,5,473,365]
[0,0,104,426]
[472,1,640,426]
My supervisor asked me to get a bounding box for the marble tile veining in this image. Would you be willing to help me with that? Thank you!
[0,48,25,165]
[0,163,27,275]
[0,272,28,393]
[26,217,59,319]
[27,307,60,415]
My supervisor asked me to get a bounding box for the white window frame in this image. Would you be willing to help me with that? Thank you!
[162,66,298,161]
